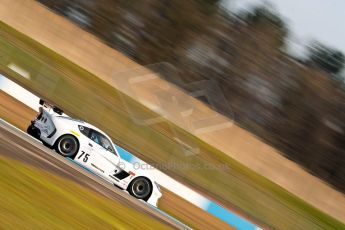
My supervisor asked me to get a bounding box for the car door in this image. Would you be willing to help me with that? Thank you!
[85,129,119,178]
[74,126,97,171]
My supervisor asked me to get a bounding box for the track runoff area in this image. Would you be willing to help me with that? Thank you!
[0,74,261,230]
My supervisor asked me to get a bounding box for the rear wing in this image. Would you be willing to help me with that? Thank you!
[39,99,64,115]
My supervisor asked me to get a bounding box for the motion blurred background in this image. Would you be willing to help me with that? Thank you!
[37,0,345,194]
[1,0,345,229]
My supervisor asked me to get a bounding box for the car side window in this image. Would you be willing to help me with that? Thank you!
[89,129,101,145]
[89,129,117,156]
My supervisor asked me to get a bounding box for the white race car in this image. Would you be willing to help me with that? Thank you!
[27,99,161,206]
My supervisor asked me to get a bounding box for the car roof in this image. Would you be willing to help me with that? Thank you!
[55,115,109,138]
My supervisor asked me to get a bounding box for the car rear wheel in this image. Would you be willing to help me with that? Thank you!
[27,124,40,140]
[128,177,152,201]
[55,135,79,158]
[42,141,53,149]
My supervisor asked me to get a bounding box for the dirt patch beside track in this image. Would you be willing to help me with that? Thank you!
[0,90,36,129]
[0,91,231,230]
[0,0,344,222]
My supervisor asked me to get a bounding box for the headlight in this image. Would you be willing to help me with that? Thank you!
[78,125,90,136]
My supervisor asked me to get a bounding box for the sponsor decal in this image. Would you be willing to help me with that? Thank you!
[70,130,80,137]
[91,163,105,173]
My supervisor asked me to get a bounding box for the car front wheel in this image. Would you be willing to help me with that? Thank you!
[128,177,152,201]
[55,135,79,158]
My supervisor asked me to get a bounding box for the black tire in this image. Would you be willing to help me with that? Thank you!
[128,177,152,201]
[27,125,34,136]
[42,141,53,149]
[55,135,79,158]
[27,124,40,140]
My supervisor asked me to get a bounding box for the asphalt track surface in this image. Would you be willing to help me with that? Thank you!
[0,119,190,230]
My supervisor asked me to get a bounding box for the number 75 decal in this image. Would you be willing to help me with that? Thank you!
[78,151,90,162]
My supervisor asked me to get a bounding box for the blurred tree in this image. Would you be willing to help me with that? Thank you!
[133,0,220,63]
[38,0,345,193]
[240,6,287,48]
[307,42,345,75]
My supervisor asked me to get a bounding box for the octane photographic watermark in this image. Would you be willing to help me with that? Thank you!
[7,53,236,160]
[131,161,230,171]
[111,63,235,157]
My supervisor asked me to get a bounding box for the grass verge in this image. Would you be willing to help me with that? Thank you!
[0,21,344,229]
[0,156,171,229]
[0,90,231,230]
